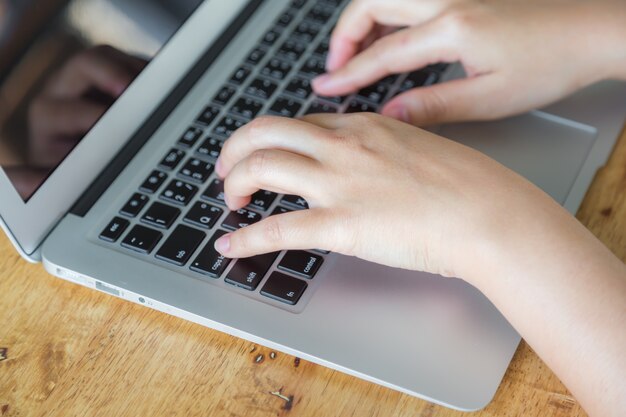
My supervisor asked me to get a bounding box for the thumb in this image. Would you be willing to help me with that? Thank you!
[382,75,501,126]
[214,208,349,259]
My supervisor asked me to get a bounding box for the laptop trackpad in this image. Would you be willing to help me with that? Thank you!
[439,111,597,204]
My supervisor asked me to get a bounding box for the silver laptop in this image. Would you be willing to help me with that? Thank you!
[1,0,625,411]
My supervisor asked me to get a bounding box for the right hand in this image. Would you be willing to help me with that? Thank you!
[313,0,626,126]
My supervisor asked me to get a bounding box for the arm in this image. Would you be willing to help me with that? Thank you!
[214,114,626,417]
[313,0,626,126]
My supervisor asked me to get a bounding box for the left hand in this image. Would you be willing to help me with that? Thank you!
[213,113,562,281]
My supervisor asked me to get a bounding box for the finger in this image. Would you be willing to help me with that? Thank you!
[381,75,504,126]
[49,47,138,98]
[315,22,458,96]
[328,0,457,71]
[224,149,323,210]
[29,97,107,138]
[298,113,349,129]
[216,116,331,178]
[214,209,344,258]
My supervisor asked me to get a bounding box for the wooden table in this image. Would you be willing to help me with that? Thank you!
[1,129,625,417]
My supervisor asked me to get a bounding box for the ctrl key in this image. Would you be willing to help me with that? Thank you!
[99,217,130,242]
[261,272,307,305]
[121,225,162,254]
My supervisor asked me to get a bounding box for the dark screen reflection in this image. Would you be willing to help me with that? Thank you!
[0,0,202,201]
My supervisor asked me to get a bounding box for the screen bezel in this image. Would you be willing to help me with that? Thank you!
[0,0,250,259]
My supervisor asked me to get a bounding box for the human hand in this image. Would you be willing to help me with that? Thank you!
[213,113,565,282]
[27,45,146,166]
[313,0,626,126]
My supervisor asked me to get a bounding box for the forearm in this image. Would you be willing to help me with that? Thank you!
[469,195,626,417]
[581,0,626,82]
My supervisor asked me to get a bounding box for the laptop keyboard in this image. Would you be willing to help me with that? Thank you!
[98,0,447,308]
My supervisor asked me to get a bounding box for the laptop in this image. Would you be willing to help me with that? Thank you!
[1,0,625,411]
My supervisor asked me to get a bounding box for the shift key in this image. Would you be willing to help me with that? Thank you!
[225,252,279,291]
[190,230,232,278]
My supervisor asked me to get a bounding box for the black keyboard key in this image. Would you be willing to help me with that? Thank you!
[99,217,130,242]
[225,252,279,291]
[398,70,435,93]
[179,158,214,183]
[230,66,252,85]
[292,21,320,43]
[306,4,334,24]
[196,136,223,159]
[426,63,449,73]
[357,83,390,105]
[281,194,308,209]
[201,179,226,205]
[121,225,162,254]
[314,36,330,58]
[139,170,167,194]
[231,96,264,120]
[380,74,400,85]
[320,0,341,6]
[190,230,232,278]
[141,202,180,229]
[269,96,302,117]
[196,105,221,125]
[285,78,312,99]
[177,126,203,148]
[278,39,307,61]
[213,115,246,138]
[261,272,307,305]
[249,190,278,211]
[120,193,149,217]
[260,27,283,46]
[300,57,326,76]
[270,206,292,216]
[184,201,223,229]
[317,95,347,105]
[278,250,323,279]
[212,85,237,105]
[291,0,306,7]
[245,78,278,100]
[246,47,267,66]
[156,225,205,266]
[222,208,262,231]
[160,180,198,206]
[305,100,337,114]
[159,148,186,171]
[276,9,296,27]
[346,100,378,113]
[261,58,293,80]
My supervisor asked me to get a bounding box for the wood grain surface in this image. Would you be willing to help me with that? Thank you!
[1,127,625,417]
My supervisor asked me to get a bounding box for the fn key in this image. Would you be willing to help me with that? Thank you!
[261,272,307,305]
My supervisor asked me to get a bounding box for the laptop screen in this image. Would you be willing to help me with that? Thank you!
[0,0,203,202]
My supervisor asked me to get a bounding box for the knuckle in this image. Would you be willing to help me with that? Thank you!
[247,149,272,178]
[246,115,278,137]
[419,89,449,121]
[261,218,284,246]
[439,5,479,36]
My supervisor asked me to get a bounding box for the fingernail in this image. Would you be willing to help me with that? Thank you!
[214,234,231,254]
[215,158,224,177]
[312,74,333,90]
[385,105,410,123]
[325,50,338,72]
[223,193,232,208]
